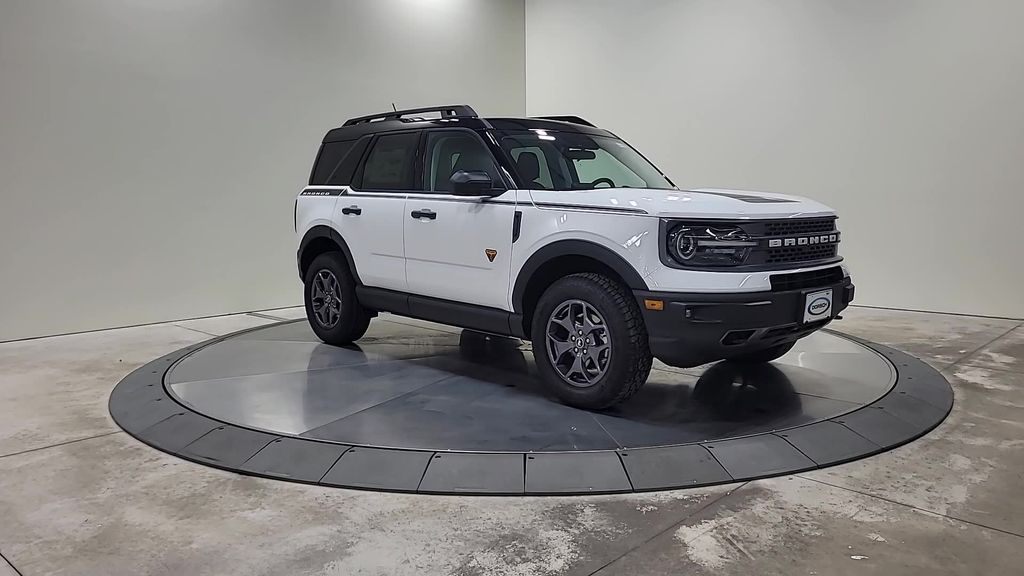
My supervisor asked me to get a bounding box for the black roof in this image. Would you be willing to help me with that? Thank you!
[322,105,611,143]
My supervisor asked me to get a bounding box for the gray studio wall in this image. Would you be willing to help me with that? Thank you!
[0,0,526,341]
[526,0,1024,318]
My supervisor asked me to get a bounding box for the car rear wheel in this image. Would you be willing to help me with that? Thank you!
[304,252,371,345]
[531,273,652,410]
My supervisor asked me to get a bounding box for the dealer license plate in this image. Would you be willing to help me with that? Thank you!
[803,289,834,323]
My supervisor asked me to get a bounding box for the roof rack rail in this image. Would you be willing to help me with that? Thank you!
[534,115,596,127]
[343,104,478,126]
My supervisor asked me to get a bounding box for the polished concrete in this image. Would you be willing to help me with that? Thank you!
[1,306,1022,574]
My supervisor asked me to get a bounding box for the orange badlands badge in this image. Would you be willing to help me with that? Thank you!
[485,249,497,262]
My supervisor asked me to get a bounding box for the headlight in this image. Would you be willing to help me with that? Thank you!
[667,224,757,267]
[673,232,698,260]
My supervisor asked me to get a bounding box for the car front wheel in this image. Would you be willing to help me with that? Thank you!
[531,273,653,410]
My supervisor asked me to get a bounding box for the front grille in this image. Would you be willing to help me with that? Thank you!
[766,243,838,264]
[659,216,842,270]
[770,266,844,292]
[749,217,840,266]
[763,218,836,236]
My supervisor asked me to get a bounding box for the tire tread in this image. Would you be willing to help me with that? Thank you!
[531,272,653,409]
[304,251,371,345]
[573,272,652,406]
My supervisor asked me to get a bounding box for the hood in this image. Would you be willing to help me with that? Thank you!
[528,187,835,219]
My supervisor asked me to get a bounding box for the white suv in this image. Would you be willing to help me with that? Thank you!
[295,105,854,409]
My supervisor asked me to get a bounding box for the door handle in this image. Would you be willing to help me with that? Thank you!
[410,209,437,220]
[341,205,361,215]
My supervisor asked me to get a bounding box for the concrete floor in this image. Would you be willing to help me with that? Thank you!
[0,305,1022,576]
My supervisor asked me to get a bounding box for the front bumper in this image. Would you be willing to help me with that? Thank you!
[636,277,855,368]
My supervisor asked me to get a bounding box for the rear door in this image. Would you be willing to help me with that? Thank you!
[403,129,517,310]
[336,131,419,291]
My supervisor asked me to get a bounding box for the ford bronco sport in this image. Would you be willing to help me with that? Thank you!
[295,105,855,409]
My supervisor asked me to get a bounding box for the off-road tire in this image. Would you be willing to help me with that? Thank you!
[304,252,371,345]
[531,273,653,410]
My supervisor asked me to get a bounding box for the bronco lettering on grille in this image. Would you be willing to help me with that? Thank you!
[767,233,839,248]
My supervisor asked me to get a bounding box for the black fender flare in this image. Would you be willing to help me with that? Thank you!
[297,225,360,284]
[511,239,649,313]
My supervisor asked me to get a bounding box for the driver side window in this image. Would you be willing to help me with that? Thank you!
[423,131,500,193]
[509,147,554,190]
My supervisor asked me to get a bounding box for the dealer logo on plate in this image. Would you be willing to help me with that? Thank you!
[808,297,831,316]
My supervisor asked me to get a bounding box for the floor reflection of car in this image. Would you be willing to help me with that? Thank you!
[295,326,820,450]
[451,329,802,424]
[690,362,802,421]
[458,330,528,372]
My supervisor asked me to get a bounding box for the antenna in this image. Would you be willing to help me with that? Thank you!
[392,103,398,112]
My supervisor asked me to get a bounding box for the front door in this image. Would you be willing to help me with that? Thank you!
[403,130,517,310]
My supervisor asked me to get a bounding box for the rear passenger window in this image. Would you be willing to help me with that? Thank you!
[360,132,419,190]
[309,141,353,185]
[326,137,370,186]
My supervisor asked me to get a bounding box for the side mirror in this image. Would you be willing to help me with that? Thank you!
[450,170,499,197]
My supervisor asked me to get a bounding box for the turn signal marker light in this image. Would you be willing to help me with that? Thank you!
[644,299,664,311]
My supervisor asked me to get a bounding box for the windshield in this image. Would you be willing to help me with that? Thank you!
[498,131,674,191]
